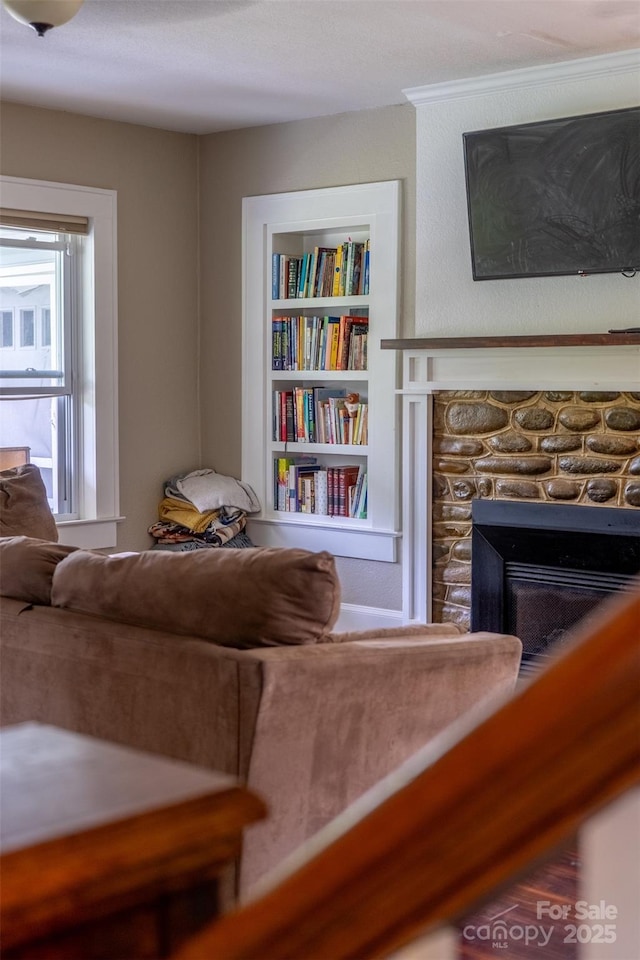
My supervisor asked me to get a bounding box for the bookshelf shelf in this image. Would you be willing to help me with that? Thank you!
[272,296,370,310]
[270,442,369,455]
[242,181,400,562]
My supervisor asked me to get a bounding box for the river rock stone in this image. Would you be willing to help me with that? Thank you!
[489,391,537,404]
[558,408,601,431]
[436,603,470,629]
[446,402,508,435]
[586,479,618,503]
[546,479,581,500]
[514,408,555,430]
[489,432,533,453]
[630,457,640,475]
[430,581,447,602]
[544,392,573,402]
[442,562,471,584]
[624,480,640,506]
[432,474,450,499]
[452,539,472,561]
[559,456,620,474]
[448,390,486,399]
[605,407,640,431]
[433,437,485,456]
[540,436,583,453]
[578,392,620,402]
[432,543,450,562]
[477,478,493,497]
[435,459,471,474]
[432,522,471,539]
[447,585,471,606]
[587,435,637,455]
[433,503,472,522]
[452,479,477,500]
[476,456,552,475]
[495,479,541,498]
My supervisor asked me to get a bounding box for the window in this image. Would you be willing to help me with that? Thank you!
[41,307,51,347]
[0,177,119,548]
[1,226,78,513]
[0,310,13,348]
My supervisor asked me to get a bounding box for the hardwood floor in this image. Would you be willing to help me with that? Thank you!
[458,842,580,960]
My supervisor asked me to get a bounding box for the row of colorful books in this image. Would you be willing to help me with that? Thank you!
[272,240,370,300]
[272,314,368,371]
[273,387,368,445]
[274,459,367,518]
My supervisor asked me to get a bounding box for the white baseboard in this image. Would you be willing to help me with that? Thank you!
[334,603,406,632]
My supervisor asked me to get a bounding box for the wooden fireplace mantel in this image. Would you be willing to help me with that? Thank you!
[381,332,640,350]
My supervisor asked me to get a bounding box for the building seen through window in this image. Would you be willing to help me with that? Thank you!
[0,226,78,516]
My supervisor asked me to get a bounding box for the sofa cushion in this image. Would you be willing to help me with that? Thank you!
[51,546,341,647]
[0,536,78,605]
[0,464,58,542]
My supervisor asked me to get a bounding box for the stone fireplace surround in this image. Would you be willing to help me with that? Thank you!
[382,333,640,626]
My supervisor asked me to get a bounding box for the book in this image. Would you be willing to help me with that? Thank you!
[332,244,344,296]
[313,387,346,444]
[347,320,369,370]
[287,257,299,299]
[272,253,280,300]
[272,318,283,370]
[297,253,310,298]
[313,469,328,515]
[363,241,370,294]
[287,460,319,513]
[275,457,295,511]
[336,465,361,516]
[327,466,336,515]
[326,316,341,369]
[351,468,367,518]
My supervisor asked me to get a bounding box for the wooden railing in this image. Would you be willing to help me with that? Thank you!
[175,583,640,960]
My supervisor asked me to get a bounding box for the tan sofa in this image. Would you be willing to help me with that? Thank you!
[0,537,522,897]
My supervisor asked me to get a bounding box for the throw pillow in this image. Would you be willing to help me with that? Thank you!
[0,464,58,541]
[0,536,78,605]
[52,546,341,646]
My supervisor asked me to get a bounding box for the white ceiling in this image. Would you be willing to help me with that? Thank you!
[1,0,639,135]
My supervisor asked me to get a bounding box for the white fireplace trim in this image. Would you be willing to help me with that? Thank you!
[399,345,640,623]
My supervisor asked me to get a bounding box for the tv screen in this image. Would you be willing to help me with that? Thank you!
[463,107,640,280]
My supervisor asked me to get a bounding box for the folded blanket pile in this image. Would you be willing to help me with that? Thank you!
[148,469,260,549]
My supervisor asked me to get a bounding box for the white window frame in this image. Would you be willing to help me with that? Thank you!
[1,176,120,548]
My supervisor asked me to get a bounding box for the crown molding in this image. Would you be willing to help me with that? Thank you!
[403,48,640,106]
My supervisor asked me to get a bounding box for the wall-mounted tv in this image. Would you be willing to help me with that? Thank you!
[463,106,640,280]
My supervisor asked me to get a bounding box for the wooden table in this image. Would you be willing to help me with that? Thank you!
[0,723,266,959]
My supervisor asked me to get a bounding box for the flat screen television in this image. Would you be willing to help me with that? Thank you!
[463,106,640,280]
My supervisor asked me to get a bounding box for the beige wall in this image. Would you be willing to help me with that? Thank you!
[0,101,413,606]
[0,102,199,551]
[198,104,416,609]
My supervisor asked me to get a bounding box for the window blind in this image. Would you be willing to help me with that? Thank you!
[0,208,89,235]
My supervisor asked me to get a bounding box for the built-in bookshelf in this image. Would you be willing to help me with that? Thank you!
[242,181,400,561]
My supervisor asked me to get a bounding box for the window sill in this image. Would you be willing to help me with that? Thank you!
[56,517,125,550]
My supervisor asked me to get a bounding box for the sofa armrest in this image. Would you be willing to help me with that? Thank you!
[237,631,522,894]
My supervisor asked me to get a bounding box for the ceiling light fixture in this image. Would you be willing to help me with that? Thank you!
[2,0,84,37]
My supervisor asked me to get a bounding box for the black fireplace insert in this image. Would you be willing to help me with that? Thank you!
[471,500,640,672]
